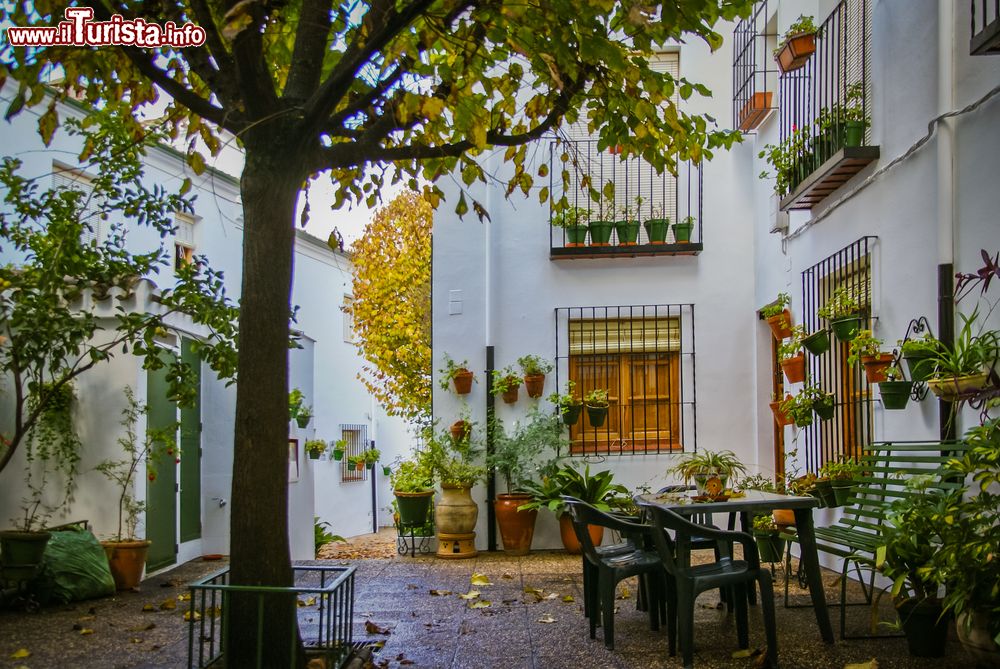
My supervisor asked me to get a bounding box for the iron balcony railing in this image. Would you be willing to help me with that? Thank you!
[187,565,355,669]
[548,140,703,256]
[971,0,1000,54]
[779,0,871,197]
[732,1,776,133]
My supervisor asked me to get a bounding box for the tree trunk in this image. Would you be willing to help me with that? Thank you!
[226,146,303,667]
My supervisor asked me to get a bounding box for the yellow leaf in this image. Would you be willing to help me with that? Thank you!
[618,587,631,600]
[80,628,94,635]
[458,590,480,600]
[159,599,177,610]
[844,661,879,669]
[471,122,486,149]
[142,603,156,612]
[470,573,492,586]
[523,586,543,596]
[177,593,192,602]
[429,589,452,596]
[732,649,754,658]
[297,596,316,607]
[537,614,556,623]
[420,97,445,119]
[562,595,575,603]
[10,649,30,659]
[183,611,201,621]
[468,600,491,609]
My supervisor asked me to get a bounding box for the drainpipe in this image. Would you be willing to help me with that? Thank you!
[484,180,497,552]
[937,2,957,442]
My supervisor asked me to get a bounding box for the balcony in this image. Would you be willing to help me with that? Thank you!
[972,0,1000,55]
[548,140,703,259]
[775,0,879,211]
[732,1,777,133]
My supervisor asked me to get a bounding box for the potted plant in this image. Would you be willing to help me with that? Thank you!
[331,439,346,461]
[802,384,836,420]
[424,429,486,558]
[615,196,642,246]
[288,388,313,428]
[934,419,1000,663]
[878,366,914,410]
[779,336,806,384]
[802,327,831,355]
[439,354,475,395]
[779,392,814,428]
[588,198,615,247]
[348,454,366,471]
[94,388,176,590]
[548,380,583,426]
[390,453,435,529]
[841,82,870,147]
[643,204,669,245]
[450,418,472,444]
[899,334,939,383]
[817,287,862,342]
[492,366,521,404]
[876,479,952,657]
[819,457,860,506]
[584,388,610,427]
[672,215,695,244]
[518,354,553,399]
[774,15,818,74]
[926,310,998,400]
[846,330,895,383]
[551,205,590,247]
[487,407,565,555]
[667,450,747,499]
[769,393,793,427]
[363,447,381,470]
[751,514,786,564]
[761,292,792,340]
[519,465,627,553]
[1,488,53,583]
[305,439,327,460]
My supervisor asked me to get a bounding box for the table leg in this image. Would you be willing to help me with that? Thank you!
[793,508,834,643]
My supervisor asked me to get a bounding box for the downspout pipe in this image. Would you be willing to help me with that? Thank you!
[937,2,957,442]
[484,179,497,552]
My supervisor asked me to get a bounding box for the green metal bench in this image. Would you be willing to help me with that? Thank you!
[780,440,969,639]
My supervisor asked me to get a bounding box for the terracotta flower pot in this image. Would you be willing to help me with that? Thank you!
[558,514,604,555]
[860,353,895,383]
[738,91,773,132]
[494,493,538,556]
[452,369,474,394]
[781,353,806,384]
[102,540,151,590]
[766,309,793,340]
[772,509,796,527]
[524,374,545,398]
[450,420,471,443]
[501,386,519,404]
[776,32,816,73]
[770,398,793,427]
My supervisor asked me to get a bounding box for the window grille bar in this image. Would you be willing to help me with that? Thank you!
[339,424,368,482]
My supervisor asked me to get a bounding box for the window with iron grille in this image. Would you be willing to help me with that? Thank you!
[971,0,1000,55]
[339,424,368,482]
[732,1,776,132]
[555,305,696,456]
[800,237,876,473]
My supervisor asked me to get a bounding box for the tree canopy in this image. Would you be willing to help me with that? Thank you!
[349,190,432,424]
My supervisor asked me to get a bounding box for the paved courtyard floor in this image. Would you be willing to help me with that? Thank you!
[0,534,985,668]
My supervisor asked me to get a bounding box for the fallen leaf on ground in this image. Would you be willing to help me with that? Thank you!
[177,593,192,602]
[523,586,543,596]
[79,628,94,635]
[184,611,201,621]
[537,614,557,623]
[468,600,491,609]
[10,649,30,659]
[844,661,878,669]
[458,590,480,600]
[395,654,415,665]
[159,598,177,610]
[78,615,95,621]
[297,596,316,607]
[428,589,452,596]
[617,587,631,599]
[131,638,142,644]
[142,603,156,612]
[501,573,514,579]
[544,592,559,600]
[732,649,755,659]
[364,620,391,635]
[470,573,492,586]
[562,595,575,603]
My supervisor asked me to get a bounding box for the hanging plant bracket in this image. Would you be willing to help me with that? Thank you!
[897,317,933,401]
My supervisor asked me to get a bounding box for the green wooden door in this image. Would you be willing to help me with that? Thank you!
[146,359,178,572]
[179,339,202,543]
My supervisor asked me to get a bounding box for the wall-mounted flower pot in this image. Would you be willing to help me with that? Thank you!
[861,353,895,383]
[564,225,588,247]
[879,380,914,410]
[614,220,640,246]
[308,451,321,460]
[903,352,936,382]
[769,399,792,427]
[588,220,614,246]
[452,369,474,394]
[524,374,545,398]
[672,221,694,243]
[561,403,583,426]
[296,415,312,429]
[450,420,471,443]
[382,465,391,476]
[830,315,862,342]
[585,404,608,428]
[643,218,669,245]
[802,329,830,355]
[830,479,856,506]
[766,309,793,340]
[332,449,344,461]
[501,386,519,404]
[813,399,836,421]
[927,372,990,401]
[776,32,816,73]
[738,91,773,132]
[844,120,865,147]
[354,460,365,472]
[812,479,837,507]
[754,531,786,564]
[781,353,806,384]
